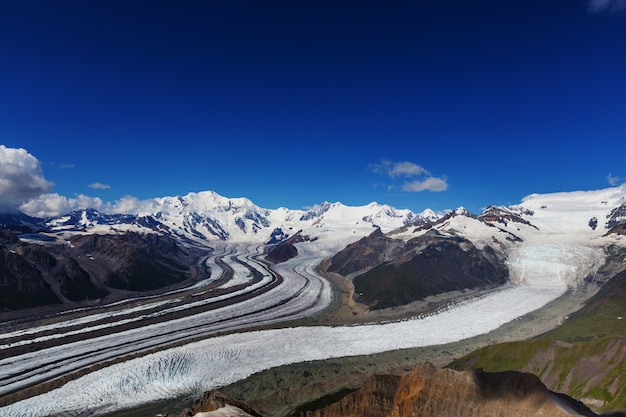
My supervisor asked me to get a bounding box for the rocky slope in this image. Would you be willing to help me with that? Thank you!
[327,227,508,310]
[265,231,314,263]
[0,228,61,310]
[297,362,599,417]
[179,390,263,417]
[0,227,207,311]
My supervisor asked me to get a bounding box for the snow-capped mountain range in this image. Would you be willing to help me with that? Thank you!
[3,186,626,417]
[29,191,440,245]
[4,186,626,258]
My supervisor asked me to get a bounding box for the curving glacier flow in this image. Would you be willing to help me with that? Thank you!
[0,237,608,417]
[0,285,582,416]
[2,186,625,417]
[0,243,333,402]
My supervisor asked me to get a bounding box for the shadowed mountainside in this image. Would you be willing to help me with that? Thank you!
[327,228,508,310]
[0,228,208,311]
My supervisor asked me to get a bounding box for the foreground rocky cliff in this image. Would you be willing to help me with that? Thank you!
[298,363,600,417]
[179,390,264,417]
[185,363,613,417]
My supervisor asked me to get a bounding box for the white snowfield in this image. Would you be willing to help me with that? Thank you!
[2,186,626,417]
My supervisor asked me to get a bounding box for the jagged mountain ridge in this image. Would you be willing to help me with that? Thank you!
[3,186,626,313]
[38,191,436,245]
[326,186,626,312]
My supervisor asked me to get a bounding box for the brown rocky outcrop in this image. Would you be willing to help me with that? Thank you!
[179,390,264,417]
[299,363,597,417]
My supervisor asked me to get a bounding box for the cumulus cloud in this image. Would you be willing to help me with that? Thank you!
[88,182,111,190]
[19,192,159,218]
[107,195,158,214]
[20,193,105,218]
[0,145,54,212]
[370,159,448,193]
[588,0,626,12]
[401,177,449,192]
[607,173,622,186]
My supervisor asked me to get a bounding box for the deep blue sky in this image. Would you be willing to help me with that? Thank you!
[1,0,626,215]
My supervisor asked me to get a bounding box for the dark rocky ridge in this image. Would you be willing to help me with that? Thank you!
[328,228,508,310]
[327,228,406,276]
[0,228,208,311]
[265,231,314,263]
[0,237,61,310]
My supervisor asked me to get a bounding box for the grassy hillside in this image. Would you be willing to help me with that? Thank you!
[448,269,626,412]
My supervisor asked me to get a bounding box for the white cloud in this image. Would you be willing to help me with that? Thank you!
[370,160,430,178]
[401,177,449,192]
[370,159,448,193]
[607,173,622,186]
[588,0,626,12]
[20,192,160,217]
[60,163,75,169]
[0,145,54,212]
[88,182,111,190]
[20,193,104,218]
[107,195,158,214]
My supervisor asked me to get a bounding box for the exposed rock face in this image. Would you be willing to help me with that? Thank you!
[479,205,538,229]
[69,232,195,291]
[327,228,406,276]
[55,258,109,301]
[299,363,598,417]
[0,233,60,310]
[1,229,207,311]
[606,203,626,230]
[265,231,312,263]
[336,229,508,310]
[179,390,263,417]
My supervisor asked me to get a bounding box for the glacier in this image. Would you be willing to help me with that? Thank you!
[2,185,626,417]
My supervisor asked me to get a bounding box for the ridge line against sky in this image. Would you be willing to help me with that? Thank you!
[1,1,625,216]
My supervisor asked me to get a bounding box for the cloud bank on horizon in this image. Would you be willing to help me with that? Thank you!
[0,145,127,217]
[3,144,623,219]
[0,146,454,217]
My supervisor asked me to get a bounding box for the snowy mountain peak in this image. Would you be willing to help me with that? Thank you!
[451,207,471,217]
[606,203,626,229]
[33,190,442,245]
[418,208,440,222]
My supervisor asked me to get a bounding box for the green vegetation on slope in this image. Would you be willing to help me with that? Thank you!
[448,269,626,412]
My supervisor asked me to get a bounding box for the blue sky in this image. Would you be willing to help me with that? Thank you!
[1,0,626,216]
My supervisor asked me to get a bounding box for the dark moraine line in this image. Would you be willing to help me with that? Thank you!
[0,248,320,406]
